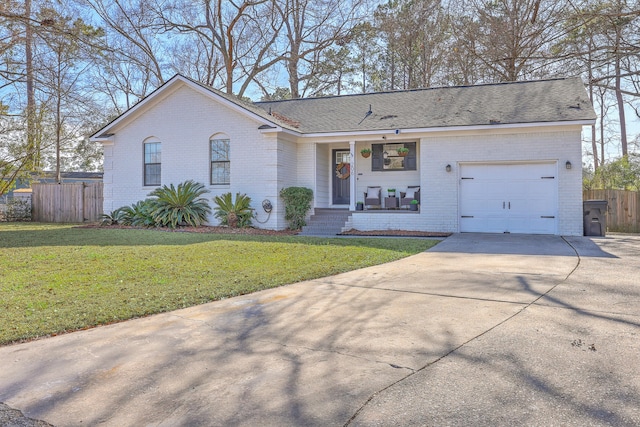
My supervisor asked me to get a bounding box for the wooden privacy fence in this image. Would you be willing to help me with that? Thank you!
[32,183,103,223]
[583,189,640,233]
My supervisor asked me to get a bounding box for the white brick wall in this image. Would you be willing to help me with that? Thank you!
[101,79,584,235]
[349,126,584,235]
[103,83,293,230]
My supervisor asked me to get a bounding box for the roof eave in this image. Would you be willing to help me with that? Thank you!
[297,119,596,139]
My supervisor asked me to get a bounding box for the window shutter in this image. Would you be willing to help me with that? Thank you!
[405,142,417,170]
[372,144,383,171]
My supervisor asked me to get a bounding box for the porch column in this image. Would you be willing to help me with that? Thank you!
[349,140,356,211]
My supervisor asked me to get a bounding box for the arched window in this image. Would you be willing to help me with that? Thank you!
[210,137,230,185]
[143,139,161,186]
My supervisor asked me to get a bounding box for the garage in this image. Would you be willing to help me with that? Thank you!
[459,162,558,234]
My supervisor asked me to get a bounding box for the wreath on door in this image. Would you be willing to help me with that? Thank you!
[335,162,350,179]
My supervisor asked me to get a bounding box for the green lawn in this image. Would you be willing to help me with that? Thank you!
[0,223,438,345]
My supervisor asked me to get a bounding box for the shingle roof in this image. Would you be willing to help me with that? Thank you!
[255,77,596,134]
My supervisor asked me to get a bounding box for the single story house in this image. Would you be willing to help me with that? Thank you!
[90,74,596,235]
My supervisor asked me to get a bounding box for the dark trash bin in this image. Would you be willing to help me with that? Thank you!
[583,200,608,236]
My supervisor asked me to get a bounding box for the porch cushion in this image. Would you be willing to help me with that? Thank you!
[404,187,420,199]
[366,187,380,198]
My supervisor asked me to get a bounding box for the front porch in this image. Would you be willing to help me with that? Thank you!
[314,140,421,212]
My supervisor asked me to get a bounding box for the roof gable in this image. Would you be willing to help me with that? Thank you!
[90,75,289,140]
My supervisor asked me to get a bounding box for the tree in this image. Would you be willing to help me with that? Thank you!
[451,0,567,82]
[36,7,104,181]
[79,0,169,110]
[585,154,640,189]
[156,0,283,97]
[375,0,450,90]
[275,0,369,98]
[558,0,640,165]
[346,21,380,94]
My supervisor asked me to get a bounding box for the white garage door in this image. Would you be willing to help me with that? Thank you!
[460,162,558,234]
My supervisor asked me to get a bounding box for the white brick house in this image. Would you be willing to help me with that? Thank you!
[91,75,596,235]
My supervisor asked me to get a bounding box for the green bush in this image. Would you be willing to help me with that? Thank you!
[100,206,131,226]
[280,187,313,230]
[130,200,158,227]
[213,192,254,227]
[147,180,211,228]
[2,198,31,221]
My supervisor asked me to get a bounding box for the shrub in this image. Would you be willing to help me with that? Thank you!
[129,200,158,227]
[147,180,211,229]
[100,206,132,226]
[279,187,313,230]
[213,192,254,228]
[3,198,31,222]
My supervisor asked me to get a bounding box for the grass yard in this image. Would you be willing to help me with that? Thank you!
[0,223,439,345]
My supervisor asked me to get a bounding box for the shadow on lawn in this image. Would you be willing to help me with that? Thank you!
[0,235,638,426]
[0,226,438,252]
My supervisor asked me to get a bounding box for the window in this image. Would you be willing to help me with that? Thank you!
[144,142,161,186]
[371,142,417,171]
[211,138,230,185]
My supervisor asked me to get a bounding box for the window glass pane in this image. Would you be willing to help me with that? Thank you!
[336,151,349,163]
[211,139,230,161]
[211,162,230,184]
[371,142,416,171]
[145,142,161,163]
[145,164,161,186]
[144,142,161,185]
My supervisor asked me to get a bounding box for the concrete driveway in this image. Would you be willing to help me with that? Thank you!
[1,233,639,426]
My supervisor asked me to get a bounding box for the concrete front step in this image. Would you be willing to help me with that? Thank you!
[299,208,352,236]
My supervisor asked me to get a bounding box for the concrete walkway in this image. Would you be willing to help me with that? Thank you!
[1,234,638,426]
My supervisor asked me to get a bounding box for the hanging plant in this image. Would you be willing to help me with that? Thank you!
[397,147,409,156]
[360,148,371,158]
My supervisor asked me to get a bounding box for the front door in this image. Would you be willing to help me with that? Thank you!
[332,149,350,205]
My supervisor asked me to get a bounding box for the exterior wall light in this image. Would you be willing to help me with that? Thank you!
[566,161,572,170]
[446,164,452,172]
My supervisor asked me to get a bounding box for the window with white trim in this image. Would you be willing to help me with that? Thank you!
[210,138,230,185]
[144,142,161,186]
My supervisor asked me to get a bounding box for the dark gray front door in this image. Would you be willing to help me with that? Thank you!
[332,149,350,205]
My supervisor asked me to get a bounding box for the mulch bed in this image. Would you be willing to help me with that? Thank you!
[79,224,450,238]
[339,229,452,237]
[78,224,300,235]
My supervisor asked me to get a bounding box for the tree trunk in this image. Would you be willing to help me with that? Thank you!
[56,49,62,184]
[288,54,300,99]
[25,0,37,170]
[587,43,599,170]
[614,28,627,156]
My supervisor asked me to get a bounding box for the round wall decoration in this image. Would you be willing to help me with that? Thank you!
[335,162,350,179]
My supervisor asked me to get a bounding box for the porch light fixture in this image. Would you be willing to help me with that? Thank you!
[446,164,452,172]
[565,161,572,170]
[383,151,388,159]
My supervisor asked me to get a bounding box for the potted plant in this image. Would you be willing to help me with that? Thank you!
[360,148,371,158]
[397,147,409,157]
[387,188,396,197]
[409,199,419,211]
[356,201,364,211]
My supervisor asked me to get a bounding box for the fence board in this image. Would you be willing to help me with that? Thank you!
[32,183,103,223]
[583,189,640,233]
